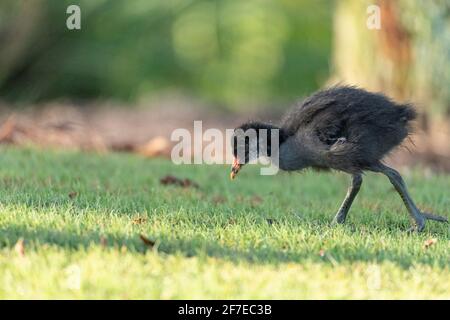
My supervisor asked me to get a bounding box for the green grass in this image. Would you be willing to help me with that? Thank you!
[0,146,449,299]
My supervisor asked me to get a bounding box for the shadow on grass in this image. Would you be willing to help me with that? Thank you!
[0,222,448,270]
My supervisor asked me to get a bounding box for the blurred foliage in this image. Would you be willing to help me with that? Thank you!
[0,0,333,109]
[399,0,450,116]
[333,0,450,118]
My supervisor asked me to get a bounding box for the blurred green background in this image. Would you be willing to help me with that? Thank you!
[0,0,449,117]
[0,0,332,108]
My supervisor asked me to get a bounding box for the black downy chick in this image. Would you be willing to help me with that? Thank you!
[230,85,448,232]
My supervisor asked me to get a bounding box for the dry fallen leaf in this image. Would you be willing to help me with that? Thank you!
[68,191,78,199]
[15,238,25,257]
[132,217,148,225]
[423,238,437,249]
[139,234,156,248]
[160,175,199,188]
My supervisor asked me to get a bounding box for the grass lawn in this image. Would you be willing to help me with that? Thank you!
[0,146,448,299]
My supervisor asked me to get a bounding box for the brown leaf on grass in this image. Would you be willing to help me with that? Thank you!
[132,216,148,225]
[423,238,437,249]
[160,175,199,188]
[68,191,78,199]
[139,234,156,248]
[15,238,25,257]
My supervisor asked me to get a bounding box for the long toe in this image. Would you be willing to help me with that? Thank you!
[422,212,448,223]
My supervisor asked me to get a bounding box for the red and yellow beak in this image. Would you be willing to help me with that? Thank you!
[230,157,242,180]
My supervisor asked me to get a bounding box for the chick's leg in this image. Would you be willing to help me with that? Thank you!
[332,173,363,224]
[375,164,447,232]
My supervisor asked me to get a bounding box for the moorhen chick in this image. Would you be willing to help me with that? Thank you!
[230,86,447,232]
